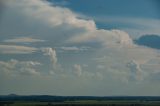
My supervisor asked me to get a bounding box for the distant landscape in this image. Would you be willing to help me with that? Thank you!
[1,95,160,106]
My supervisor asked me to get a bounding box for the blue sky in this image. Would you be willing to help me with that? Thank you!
[0,0,160,96]
[50,0,159,18]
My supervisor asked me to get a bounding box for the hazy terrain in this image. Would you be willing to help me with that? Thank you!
[1,95,160,106]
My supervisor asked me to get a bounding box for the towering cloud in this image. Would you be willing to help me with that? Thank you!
[73,64,82,77]
[41,47,57,67]
[4,0,96,31]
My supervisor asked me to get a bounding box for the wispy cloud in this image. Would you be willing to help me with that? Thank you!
[59,46,90,52]
[0,44,38,54]
[3,37,45,43]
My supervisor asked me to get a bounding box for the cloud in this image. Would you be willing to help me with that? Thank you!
[59,46,90,52]
[127,60,143,81]
[73,64,82,77]
[2,0,135,49]
[41,47,63,75]
[68,29,133,47]
[41,47,57,67]
[1,0,160,96]
[19,68,40,76]
[4,0,96,31]
[1,0,159,78]
[60,46,81,51]
[0,44,38,54]
[0,59,41,76]
[1,0,160,83]
[2,0,133,48]
[3,37,45,43]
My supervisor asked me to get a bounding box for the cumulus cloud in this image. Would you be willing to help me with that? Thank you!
[0,59,41,76]
[3,0,134,48]
[69,29,133,47]
[2,0,133,48]
[1,0,160,96]
[41,47,57,67]
[1,0,160,83]
[4,0,96,31]
[3,37,45,43]
[0,44,38,54]
[41,47,63,75]
[73,64,82,77]
[127,60,143,81]
[19,68,40,76]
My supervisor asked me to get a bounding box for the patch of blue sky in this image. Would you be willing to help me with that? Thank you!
[48,0,160,19]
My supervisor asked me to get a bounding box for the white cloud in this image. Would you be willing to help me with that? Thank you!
[60,46,90,51]
[3,0,135,49]
[0,59,41,76]
[1,0,160,83]
[2,0,133,48]
[73,64,82,77]
[0,44,38,54]
[19,68,40,76]
[68,29,133,47]
[4,0,96,31]
[4,37,45,43]
[60,46,80,51]
[41,47,57,67]
[1,0,160,96]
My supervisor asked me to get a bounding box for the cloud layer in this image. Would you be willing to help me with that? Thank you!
[0,0,160,96]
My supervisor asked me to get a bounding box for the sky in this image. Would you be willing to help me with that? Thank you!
[0,0,160,96]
